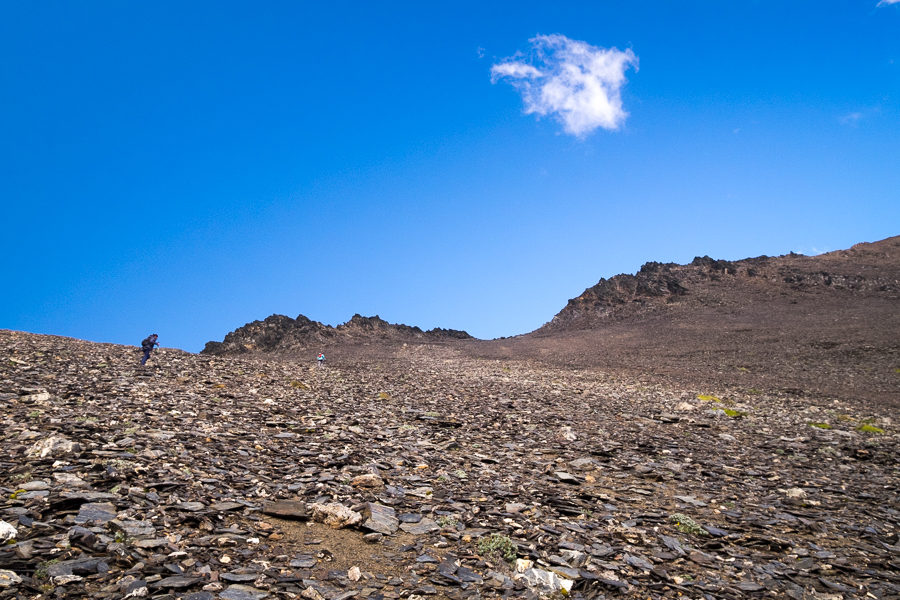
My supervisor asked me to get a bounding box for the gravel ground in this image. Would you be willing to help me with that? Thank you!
[2,330,898,599]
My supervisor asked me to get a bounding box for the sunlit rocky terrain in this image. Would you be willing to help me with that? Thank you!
[2,237,897,600]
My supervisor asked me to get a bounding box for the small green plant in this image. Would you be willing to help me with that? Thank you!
[27,410,42,418]
[697,395,720,403]
[669,513,708,536]
[437,515,459,528]
[454,469,468,480]
[856,423,885,434]
[9,489,26,500]
[809,422,832,429]
[33,559,60,580]
[476,533,518,562]
[424,411,440,418]
[721,408,745,418]
[746,388,762,395]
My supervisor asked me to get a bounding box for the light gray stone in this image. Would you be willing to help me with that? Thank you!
[309,503,362,528]
[0,521,17,543]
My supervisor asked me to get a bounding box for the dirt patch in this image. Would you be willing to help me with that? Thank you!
[267,518,418,579]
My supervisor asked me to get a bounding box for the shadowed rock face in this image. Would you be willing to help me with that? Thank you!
[202,314,472,355]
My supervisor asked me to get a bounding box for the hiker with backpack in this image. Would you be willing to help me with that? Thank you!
[316,352,325,368]
[141,334,159,365]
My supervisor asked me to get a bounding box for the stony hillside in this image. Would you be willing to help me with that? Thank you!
[475,236,900,406]
[541,237,899,332]
[202,314,472,356]
[1,330,898,599]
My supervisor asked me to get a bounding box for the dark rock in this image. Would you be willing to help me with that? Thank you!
[362,503,399,535]
[400,518,439,535]
[219,584,269,599]
[74,502,117,524]
[262,500,308,520]
[46,557,108,577]
[290,555,317,568]
[153,575,201,588]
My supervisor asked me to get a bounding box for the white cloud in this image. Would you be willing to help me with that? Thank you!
[877,0,900,6]
[491,62,542,79]
[840,112,863,125]
[491,34,638,137]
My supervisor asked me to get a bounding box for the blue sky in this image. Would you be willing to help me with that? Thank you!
[2,1,899,352]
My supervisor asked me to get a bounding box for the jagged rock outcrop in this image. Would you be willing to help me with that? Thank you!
[202,314,472,355]
[541,236,899,332]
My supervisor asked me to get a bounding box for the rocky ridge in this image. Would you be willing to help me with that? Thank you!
[203,315,472,356]
[540,237,899,332]
[1,330,898,600]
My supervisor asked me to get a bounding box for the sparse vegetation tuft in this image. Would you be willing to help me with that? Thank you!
[669,513,708,536]
[437,515,459,528]
[33,558,60,580]
[856,423,884,434]
[476,533,518,562]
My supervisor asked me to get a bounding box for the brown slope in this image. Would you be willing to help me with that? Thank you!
[470,236,900,406]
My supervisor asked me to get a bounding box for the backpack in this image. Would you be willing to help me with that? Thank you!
[141,337,154,351]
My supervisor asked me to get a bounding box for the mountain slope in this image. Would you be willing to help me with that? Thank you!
[475,236,900,405]
[540,236,899,333]
[203,236,899,404]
